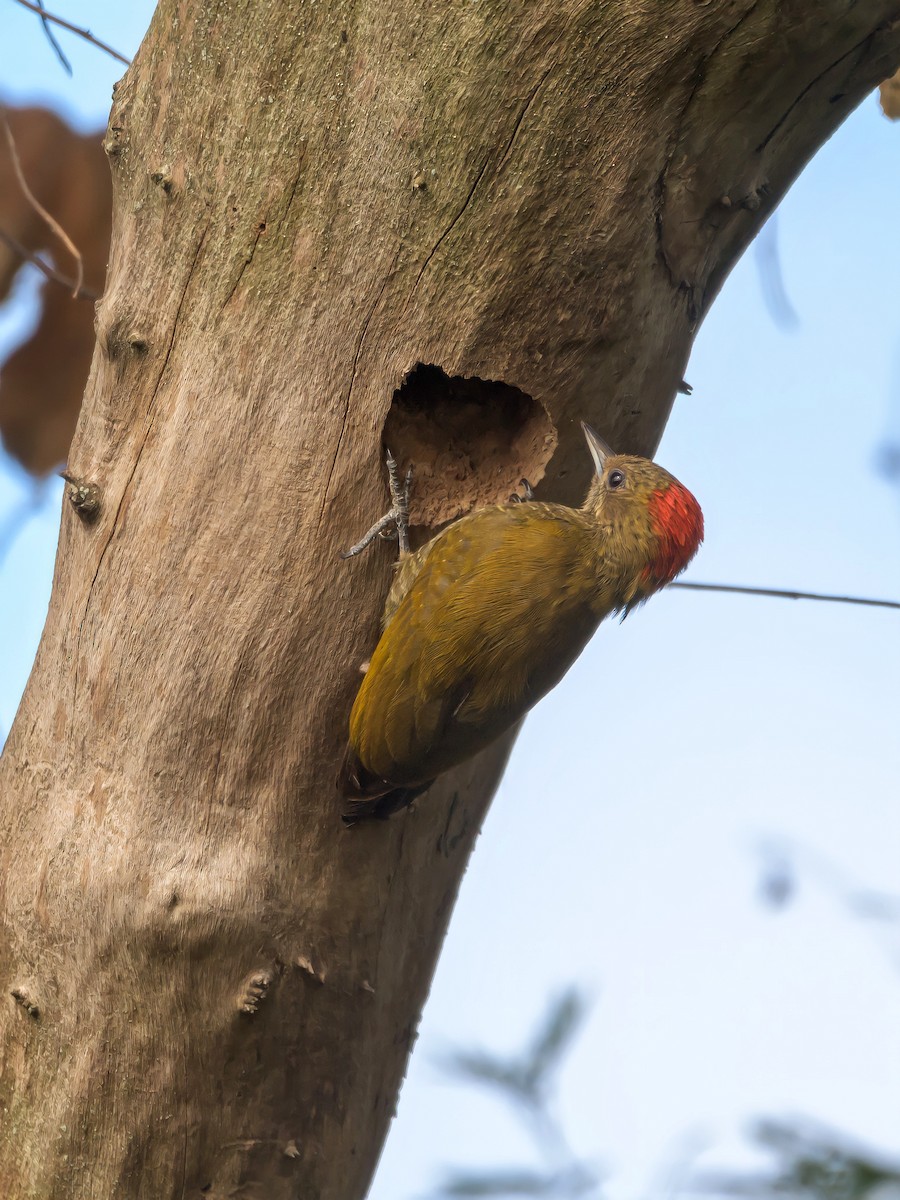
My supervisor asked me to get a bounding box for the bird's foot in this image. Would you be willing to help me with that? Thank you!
[509,478,534,503]
[341,449,413,559]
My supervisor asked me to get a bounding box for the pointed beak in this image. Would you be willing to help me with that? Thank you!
[580,422,614,475]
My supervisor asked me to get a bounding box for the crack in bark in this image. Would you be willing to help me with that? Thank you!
[497,63,555,172]
[222,217,268,310]
[653,62,708,291]
[70,227,211,734]
[316,243,401,534]
[413,153,492,289]
[221,145,307,312]
[413,57,557,291]
[280,145,307,226]
[653,1,761,292]
[756,19,897,152]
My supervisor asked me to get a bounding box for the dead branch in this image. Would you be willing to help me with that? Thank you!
[33,0,72,74]
[1,107,84,297]
[0,227,97,299]
[11,0,131,66]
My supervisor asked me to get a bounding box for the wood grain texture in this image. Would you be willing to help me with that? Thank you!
[0,2,898,1196]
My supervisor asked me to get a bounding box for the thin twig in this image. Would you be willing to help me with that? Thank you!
[672,580,900,612]
[35,0,72,74]
[12,0,131,66]
[1,108,84,298]
[0,227,97,299]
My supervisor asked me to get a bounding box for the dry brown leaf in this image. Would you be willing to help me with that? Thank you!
[0,105,111,474]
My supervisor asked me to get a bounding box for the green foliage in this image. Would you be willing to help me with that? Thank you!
[700,1120,900,1200]
[442,988,587,1106]
[437,1167,593,1197]
[430,983,900,1200]
[430,840,900,1200]
[432,990,602,1199]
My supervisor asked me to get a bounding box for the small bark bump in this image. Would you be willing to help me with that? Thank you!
[238,968,276,1014]
[150,165,174,194]
[60,473,102,521]
[236,969,271,1008]
[11,987,40,1019]
[296,954,325,984]
[103,125,124,159]
[97,316,151,363]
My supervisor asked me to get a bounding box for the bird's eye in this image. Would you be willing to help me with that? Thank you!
[608,469,626,490]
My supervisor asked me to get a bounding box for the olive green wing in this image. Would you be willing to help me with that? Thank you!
[349,504,599,788]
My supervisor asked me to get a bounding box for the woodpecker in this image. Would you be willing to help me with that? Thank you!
[340,423,703,823]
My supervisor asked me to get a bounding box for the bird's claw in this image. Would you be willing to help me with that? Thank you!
[509,478,534,504]
[341,450,413,559]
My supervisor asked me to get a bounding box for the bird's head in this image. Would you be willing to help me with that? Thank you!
[580,422,704,596]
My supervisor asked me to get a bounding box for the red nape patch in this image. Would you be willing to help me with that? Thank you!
[647,482,704,583]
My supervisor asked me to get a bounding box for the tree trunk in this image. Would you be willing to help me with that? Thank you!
[1,2,897,1196]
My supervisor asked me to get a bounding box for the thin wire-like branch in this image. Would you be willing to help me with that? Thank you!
[0,228,98,299]
[11,0,131,67]
[1,108,84,298]
[673,580,900,612]
[35,0,72,74]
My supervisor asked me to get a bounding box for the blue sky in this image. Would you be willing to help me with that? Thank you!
[2,7,899,1198]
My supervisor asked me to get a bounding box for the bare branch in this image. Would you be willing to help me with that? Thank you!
[1,108,84,298]
[11,0,131,67]
[34,0,72,74]
[0,227,98,300]
[673,580,900,612]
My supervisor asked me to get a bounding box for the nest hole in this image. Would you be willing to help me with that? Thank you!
[383,363,557,527]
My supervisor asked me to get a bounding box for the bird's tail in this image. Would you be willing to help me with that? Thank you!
[338,748,431,826]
